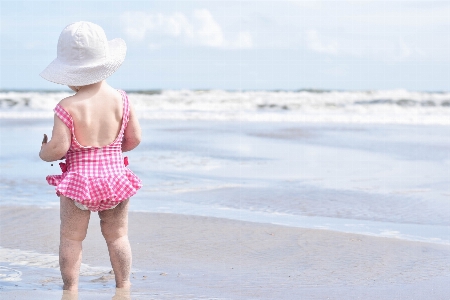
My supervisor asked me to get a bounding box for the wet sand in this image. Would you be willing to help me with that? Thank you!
[1,205,450,299]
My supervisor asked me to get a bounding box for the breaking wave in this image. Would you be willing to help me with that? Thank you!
[1,89,449,124]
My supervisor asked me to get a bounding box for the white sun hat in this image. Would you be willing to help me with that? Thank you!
[40,21,127,86]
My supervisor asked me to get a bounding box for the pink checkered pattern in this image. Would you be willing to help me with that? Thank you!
[46,89,142,212]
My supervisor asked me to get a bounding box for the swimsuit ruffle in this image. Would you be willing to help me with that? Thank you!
[46,168,142,212]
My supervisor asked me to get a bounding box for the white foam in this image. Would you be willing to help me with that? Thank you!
[0,266,22,282]
[1,89,449,125]
[0,247,110,278]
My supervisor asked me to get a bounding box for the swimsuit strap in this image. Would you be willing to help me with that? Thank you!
[118,89,131,133]
[54,103,74,130]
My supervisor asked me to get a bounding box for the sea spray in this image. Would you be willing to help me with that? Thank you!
[1,89,449,124]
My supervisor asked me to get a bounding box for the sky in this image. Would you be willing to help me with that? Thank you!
[1,1,450,92]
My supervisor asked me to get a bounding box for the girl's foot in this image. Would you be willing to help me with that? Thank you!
[113,287,131,300]
[116,280,131,289]
[61,289,78,300]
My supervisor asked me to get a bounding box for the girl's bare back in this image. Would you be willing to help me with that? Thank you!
[60,84,124,148]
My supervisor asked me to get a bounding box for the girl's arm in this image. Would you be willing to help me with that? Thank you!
[122,101,141,152]
[39,114,71,162]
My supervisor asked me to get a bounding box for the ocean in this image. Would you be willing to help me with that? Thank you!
[0,89,449,242]
[1,88,450,124]
[0,89,449,297]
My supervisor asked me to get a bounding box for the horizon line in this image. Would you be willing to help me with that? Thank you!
[0,88,448,94]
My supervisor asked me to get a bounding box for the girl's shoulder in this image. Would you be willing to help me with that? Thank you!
[58,94,76,110]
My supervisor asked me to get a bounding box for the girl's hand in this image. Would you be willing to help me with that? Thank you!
[42,134,48,145]
[41,134,66,160]
[40,134,48,152]
[39,134,48,161]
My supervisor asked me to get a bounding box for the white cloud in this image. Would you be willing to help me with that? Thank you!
[120,11,154,41]
[305,30,338,55]
[344,3,450,27]
[305,29,427,61]
[191,9,224,47]
[120,9,252,49]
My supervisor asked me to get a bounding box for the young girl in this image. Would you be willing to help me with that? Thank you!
[38,21,142,292]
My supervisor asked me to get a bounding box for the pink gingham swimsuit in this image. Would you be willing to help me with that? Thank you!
[46,89,142,212]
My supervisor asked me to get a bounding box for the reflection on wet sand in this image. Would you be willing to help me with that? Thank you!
[60,288,130,300]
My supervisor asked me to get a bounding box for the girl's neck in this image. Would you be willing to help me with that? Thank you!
[77,80,106,94]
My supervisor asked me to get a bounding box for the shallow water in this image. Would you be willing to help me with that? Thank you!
[0,261,231,299]
[0,119,449,244]
[0,243,242,299]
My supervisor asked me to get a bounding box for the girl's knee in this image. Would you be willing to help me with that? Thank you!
[98,206,129,243]
[100,219,128,243]
[59,196,91,242]
[61,227,88,242]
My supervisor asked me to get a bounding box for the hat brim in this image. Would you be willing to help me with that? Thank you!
[39,38,127,86]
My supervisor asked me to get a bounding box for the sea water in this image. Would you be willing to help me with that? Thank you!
[0,90,449,296]
[0,89,449,243]
[1,88,450,124]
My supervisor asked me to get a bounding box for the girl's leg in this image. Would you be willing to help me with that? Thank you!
[98,199,132,289]
[59,196,91,291]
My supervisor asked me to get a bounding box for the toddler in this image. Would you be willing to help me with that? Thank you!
[39,21,142,292]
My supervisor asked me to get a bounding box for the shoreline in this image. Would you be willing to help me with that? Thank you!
[1,205,449,299]
[129,200,450,245]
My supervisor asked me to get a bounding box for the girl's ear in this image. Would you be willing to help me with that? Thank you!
[68,86,79,92]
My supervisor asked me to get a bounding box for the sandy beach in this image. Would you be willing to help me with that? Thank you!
[1,205,449,299]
